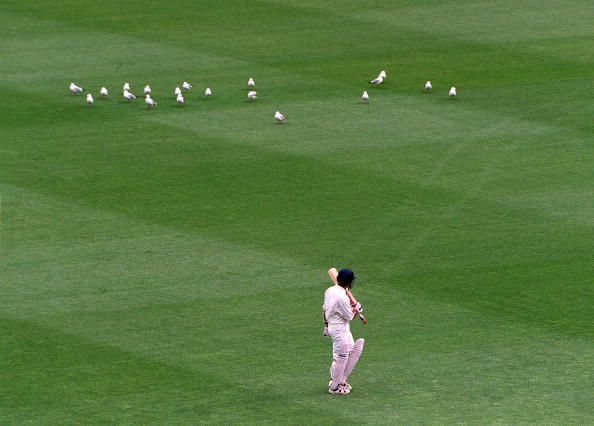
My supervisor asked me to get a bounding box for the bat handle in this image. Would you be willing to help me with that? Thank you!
[346,289,367,324]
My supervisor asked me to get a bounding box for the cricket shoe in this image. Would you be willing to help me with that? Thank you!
[328,384,350,395]
[328,380,352,391]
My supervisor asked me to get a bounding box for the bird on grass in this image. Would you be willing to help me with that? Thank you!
[144,85,151,95]
[248,78,255,89]
[183,81,192,91]
[204,87,212,97]
[361,91,369,102]
[69,82,83,94]
[100,87,109,97]
[123,90,136,100]
[174,87,182,97]
[449,87,457,98]
[176,94,185,105]
[123,82,130,93]
[86,93,94,105]
[248,91,257,100]
[369,70,386,85]
[425,81,432,92]
[145,94,157,108]
[274,111,285,123]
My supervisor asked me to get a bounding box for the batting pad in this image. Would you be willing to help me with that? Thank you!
[343,338,365,381]
[329,343,350,391]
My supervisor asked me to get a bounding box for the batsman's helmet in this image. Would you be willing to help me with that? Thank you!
[337,269,356,288]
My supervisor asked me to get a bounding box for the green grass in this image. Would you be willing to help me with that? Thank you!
[1,0,593,423]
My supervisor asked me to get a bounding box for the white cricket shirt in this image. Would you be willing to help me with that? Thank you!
[323,285,355,331]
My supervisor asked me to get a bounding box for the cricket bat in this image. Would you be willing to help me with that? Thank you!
[328,268,367,324]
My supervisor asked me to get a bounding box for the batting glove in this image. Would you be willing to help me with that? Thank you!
[323,326,330,337]
[352,303,363,313]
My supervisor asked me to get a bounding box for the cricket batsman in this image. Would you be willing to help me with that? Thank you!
[322,268,365,395]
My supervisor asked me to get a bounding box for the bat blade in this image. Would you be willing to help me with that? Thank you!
[328,268,338,285]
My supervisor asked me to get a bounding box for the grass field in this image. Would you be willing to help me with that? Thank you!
[1,0,593,423]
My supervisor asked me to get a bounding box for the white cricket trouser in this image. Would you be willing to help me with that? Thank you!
[329,327,354,380]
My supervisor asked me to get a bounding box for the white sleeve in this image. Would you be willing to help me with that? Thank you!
[337,294,355,321]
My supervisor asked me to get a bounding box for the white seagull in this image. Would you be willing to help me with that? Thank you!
[144,85,151,95]
[174,87,182,97]
[204,87,212,97]
[176,94,185,105]
[248,90,257,100]
[248,78,255,89]
[361,91,369,102]
[182,81,192,91]
[145,94,157,108]
[425,81,432,92]
[100,87,109,97]
[86,93,94,105]
[449,87,457,97]
[123,82,130,93]
[274,111,285,123]
[123,90,136,100]
[369,70,386,85]
[69,82,83,94]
